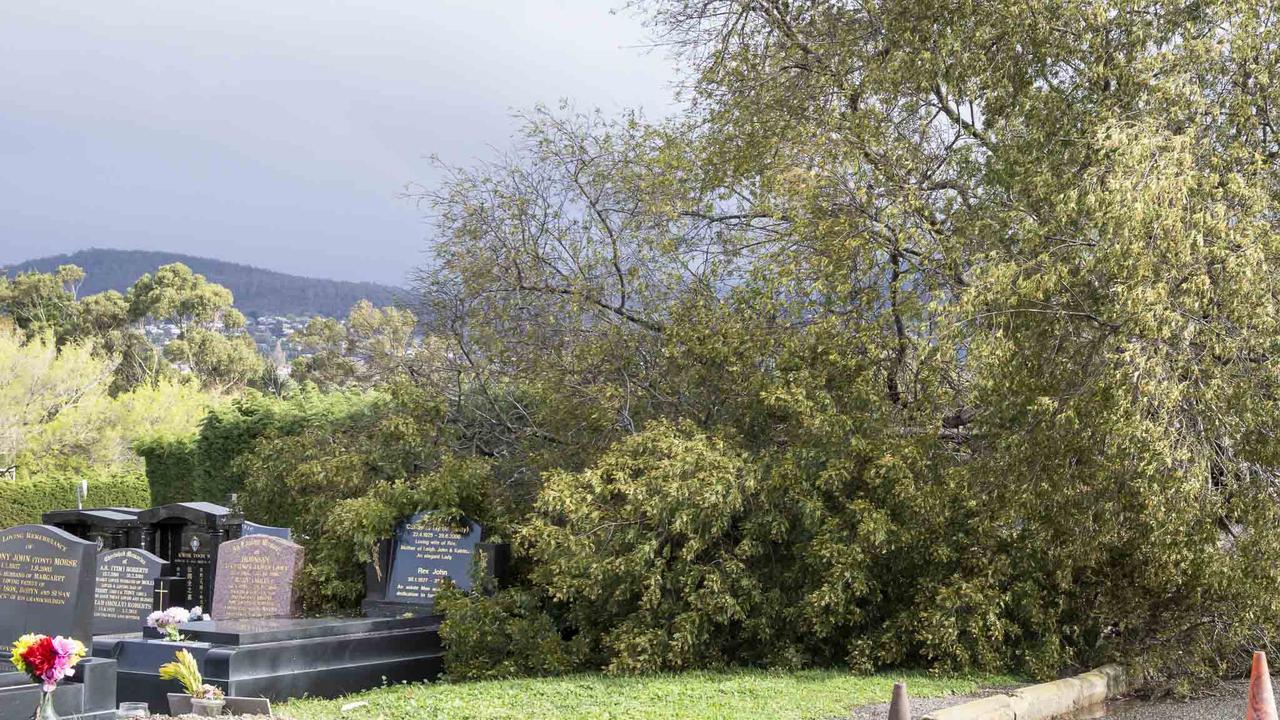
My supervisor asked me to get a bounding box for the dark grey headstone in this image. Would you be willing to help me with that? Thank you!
[92,548,168,635]
[0,524,97,649]
[241,521,292,540]
[211,535,305,620]
[385,514,482,605]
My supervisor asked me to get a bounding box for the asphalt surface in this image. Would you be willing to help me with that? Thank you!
[1072,680,1249,720]
[849,679,1258,720]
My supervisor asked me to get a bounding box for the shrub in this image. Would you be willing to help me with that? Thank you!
[134,434,199,505]
[0,469,151,527]
[236,381,505,612]
[436,585,587,680]
[521,421,797,673]
[136,388,380,505]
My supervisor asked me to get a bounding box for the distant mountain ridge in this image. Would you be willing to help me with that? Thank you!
[4,248,406,318]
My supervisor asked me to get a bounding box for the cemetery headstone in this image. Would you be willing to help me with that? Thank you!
[92,548,168,635]
[137,502,243,611]
[362,512,487,616]
[211,535,305,620]
[241,521,292,541]
[42,508,142,551]
[0,525,97,655]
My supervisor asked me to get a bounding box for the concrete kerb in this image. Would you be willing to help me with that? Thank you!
[923,665,1127,720]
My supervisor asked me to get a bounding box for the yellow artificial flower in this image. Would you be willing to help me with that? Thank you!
[9,633,40,674]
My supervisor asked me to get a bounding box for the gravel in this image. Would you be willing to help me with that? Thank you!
[847,684,1025,720]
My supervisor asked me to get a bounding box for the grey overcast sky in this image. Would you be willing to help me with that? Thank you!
[0,1,675,285]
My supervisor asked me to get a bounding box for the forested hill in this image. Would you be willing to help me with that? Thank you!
[4,248,406,317]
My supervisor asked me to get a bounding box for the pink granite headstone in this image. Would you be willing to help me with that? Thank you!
[210,534,304,620]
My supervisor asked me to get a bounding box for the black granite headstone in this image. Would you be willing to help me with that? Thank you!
[0,531,120,719]
[0,524,97,649]
[362,513,494,616]
[241,521,292,541]
[150,576,188,613]
[92,548,168,635]
[137,503,243,611]
[42,508,143,551]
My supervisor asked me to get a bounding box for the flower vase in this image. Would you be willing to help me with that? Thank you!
[33,691,58,720]
[191,697,225,717]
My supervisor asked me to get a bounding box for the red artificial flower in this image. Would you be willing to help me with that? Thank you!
[19,637,56,678]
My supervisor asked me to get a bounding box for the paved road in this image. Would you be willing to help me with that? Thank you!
[851,680,1259,720]
[1070,680,1248,720]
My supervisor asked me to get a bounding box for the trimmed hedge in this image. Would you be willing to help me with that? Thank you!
[0,470,152,528]
[136,389,384,507]
[135,434,199,505]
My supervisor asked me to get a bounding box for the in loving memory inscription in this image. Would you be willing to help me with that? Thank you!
[0,525,95,649]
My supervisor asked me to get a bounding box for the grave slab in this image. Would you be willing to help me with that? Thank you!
[137,502,243,610]
[43,508,143,551]
[241,521,292,540]
[362,513,495,616]
[101,616,443,711]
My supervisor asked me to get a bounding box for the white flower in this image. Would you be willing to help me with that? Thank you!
[146,610,165,628]
[157,606,191,627]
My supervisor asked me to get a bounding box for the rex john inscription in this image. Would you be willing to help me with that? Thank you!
[386,515,482,604]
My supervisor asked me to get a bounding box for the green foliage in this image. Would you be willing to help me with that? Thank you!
[194,389,382,503]
[127,263,264,392]
[234,382,502,611]
[436,586,587,680]
[411,0,1280,691]
[0,327,211,482]
[290,300,429,390]
[0,468,151,528]
[0,265,82,341]
[524,422,769,673]
[134,434,199,505]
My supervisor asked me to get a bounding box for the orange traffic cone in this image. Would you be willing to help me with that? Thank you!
[1248,651,1279,720]
[888,681,910,720]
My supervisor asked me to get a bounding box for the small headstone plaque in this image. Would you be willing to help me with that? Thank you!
[242,521,292,540]
[93,547,168,634]
[0,524,97,652]
[211,535,305,620]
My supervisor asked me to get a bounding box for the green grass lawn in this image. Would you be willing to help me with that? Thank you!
[281,669,1018,720]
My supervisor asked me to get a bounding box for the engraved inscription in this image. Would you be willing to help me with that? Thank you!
[387,517,480,604]
[211,535,303,620]
[92,547,166,633]
[0,529,77,607]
